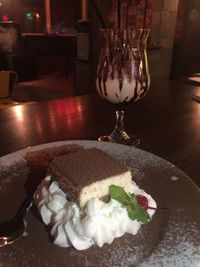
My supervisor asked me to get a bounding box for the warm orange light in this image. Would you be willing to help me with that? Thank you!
[14,105,24,122]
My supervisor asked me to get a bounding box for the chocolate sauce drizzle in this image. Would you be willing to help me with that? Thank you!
[97,29,150,105]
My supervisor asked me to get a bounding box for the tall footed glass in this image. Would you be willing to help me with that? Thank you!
[96,29,150,146]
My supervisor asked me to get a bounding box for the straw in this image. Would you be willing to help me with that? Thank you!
[143,0,147,28]
[90,0,107,29]
[117,0,121,29]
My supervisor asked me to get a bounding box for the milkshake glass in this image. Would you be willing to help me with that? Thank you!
[96,29,150,146]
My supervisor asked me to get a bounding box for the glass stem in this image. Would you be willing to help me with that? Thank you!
[114,110,125,133]
[99,109,140,146]
[110,110,130,141]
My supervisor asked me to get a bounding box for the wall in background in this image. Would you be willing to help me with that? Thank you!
[151,0,179,49]
[171,0,200,78]
[148,0,179,80]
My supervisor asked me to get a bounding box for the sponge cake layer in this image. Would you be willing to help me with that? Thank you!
[49,148,132,207]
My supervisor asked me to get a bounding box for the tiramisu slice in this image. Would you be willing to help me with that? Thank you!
[49,148,132,207]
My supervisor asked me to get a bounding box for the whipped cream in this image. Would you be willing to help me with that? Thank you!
[34,176,156,250]
[96,68,150,104]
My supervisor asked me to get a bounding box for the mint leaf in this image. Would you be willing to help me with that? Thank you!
[109,185,151,224]
[109,185,130,205]
[128,202,151,224]
[129,194,151,224]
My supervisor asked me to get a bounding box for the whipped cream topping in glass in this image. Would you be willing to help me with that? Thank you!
[34,176,156,250]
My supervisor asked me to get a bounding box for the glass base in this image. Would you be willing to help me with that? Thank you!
[98,110,140,146]
[98,133,140,147]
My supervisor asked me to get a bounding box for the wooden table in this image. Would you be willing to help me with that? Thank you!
[0,79,200,187]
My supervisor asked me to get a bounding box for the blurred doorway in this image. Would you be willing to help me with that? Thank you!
[170,0,200,79]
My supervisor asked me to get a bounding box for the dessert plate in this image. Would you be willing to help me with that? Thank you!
[0,140,199,267]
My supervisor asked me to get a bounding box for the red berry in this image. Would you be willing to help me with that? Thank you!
[136,195,169,212]
[136,195,148,210]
